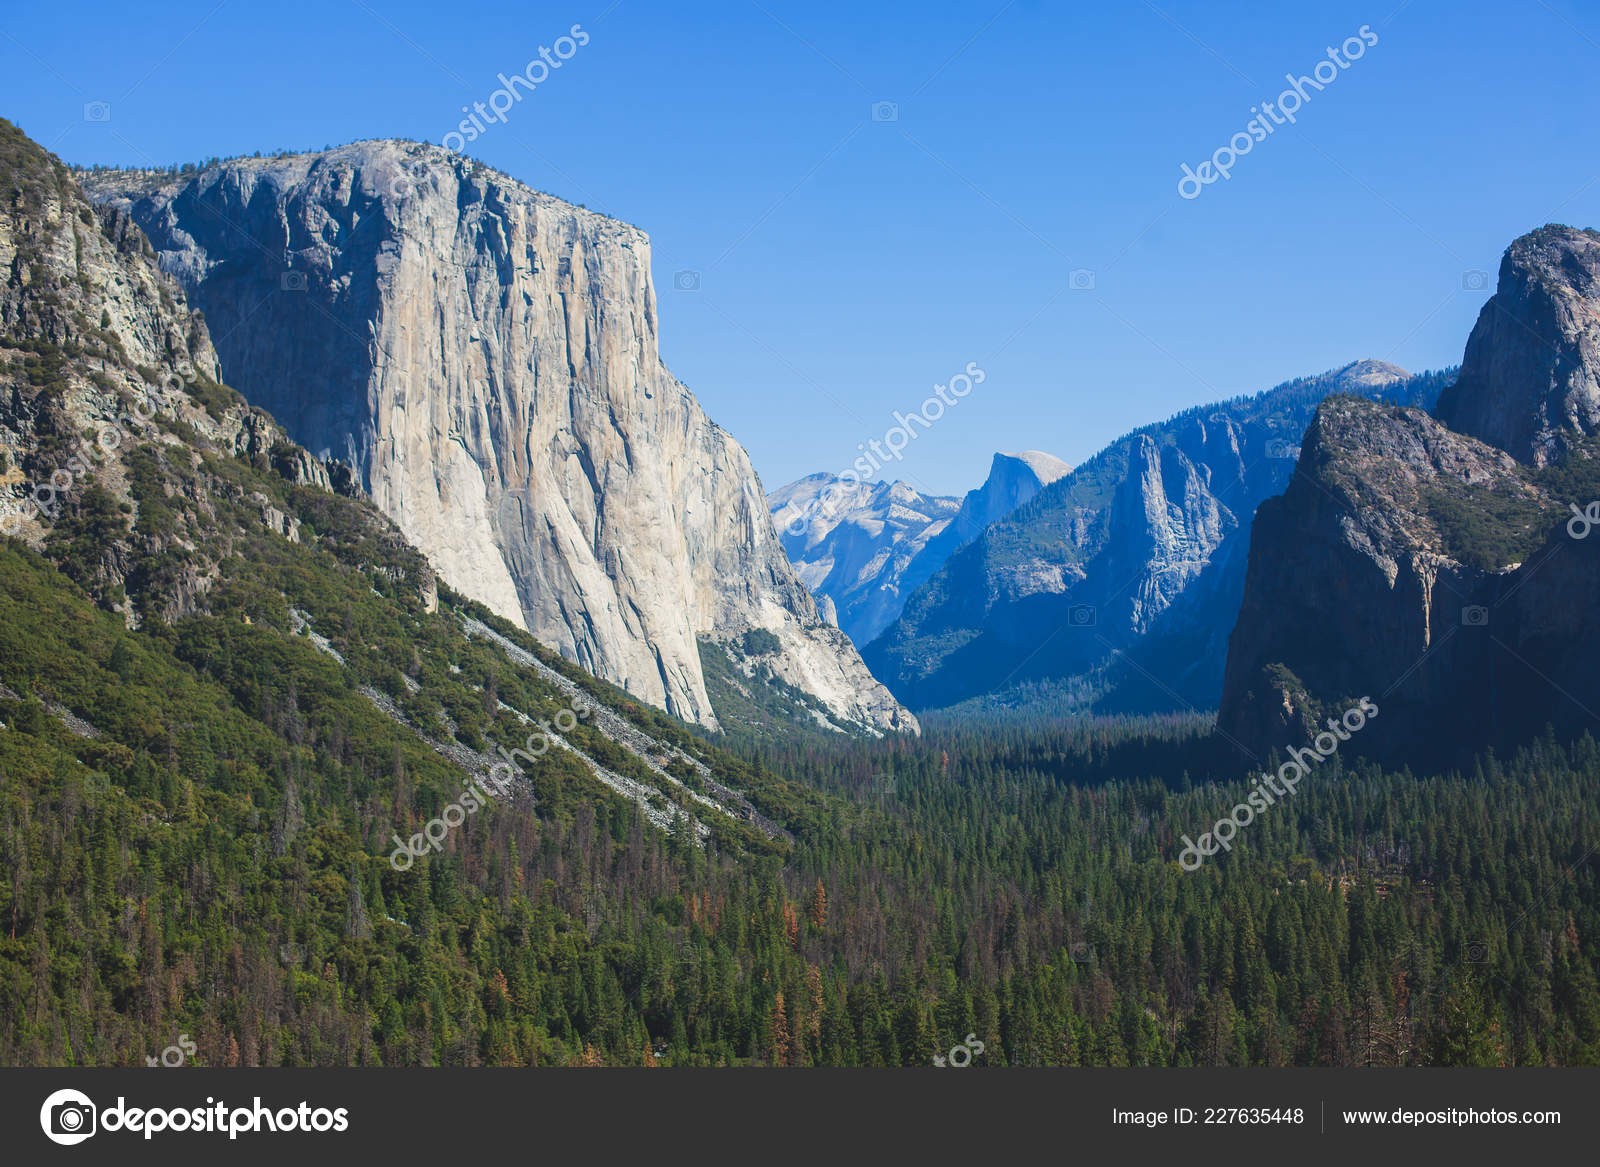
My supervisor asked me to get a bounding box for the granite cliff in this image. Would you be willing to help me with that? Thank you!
[1436,227,1600,466]
[86,142,913,735]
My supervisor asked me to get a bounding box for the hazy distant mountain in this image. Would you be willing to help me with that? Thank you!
[769,476,961,647]
[948,450,1073,541]
[770,450,1070,648]
[890,450,1074,620]
[865,360,1452,715]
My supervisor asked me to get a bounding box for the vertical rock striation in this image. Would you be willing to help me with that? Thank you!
[87,141,913,734]
[864,361,1435,713]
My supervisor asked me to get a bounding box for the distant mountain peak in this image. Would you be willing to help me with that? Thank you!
[1332,359,1410,388]
[765,446,1075,651]
[767,475,960,647]
[994,449,1071,487]
[863,365,1455,713]
[955,449,1073,538]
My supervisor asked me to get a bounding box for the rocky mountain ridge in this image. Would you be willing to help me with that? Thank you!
[0,122,353,620]
[768,449,1071,649]
[1218,226,1600,765]
[864,360,1448,715]
[768,474,960,647]
[1436,226,1600,466]
[0,115,793,858]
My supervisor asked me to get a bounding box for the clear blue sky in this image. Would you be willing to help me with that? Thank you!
[6,0,1599,496]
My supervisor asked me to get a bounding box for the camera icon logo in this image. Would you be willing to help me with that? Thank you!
[1462,605,1489,627]
[871,101,899,122]
[1068,602,1096,627]
[280,271,308,292]
[40,1088,97,1145]
[1265,438,1296,459]
[1462,269,1490,291]
[1069,268,1096,291]
[83,101,112,123]
[673,270,701,291]
[932,1031,984,1068]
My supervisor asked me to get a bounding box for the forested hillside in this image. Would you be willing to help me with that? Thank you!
[2,117,1598,1069]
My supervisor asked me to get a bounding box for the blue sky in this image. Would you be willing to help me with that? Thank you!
[6,0,1599,496]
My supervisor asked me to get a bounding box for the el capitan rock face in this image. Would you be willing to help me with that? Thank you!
[87,142,914,734]
[1219,227,1600,766]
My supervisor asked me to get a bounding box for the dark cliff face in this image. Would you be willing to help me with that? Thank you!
[1437,226,1600,467]
[0,119,362,624]
[1219,226,1600,767]
[863,361,1444,714]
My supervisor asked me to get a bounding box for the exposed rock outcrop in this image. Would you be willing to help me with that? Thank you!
[946,450,1072,544]
[864,361,1440,713]
[1219,227,1600,766]
[1436,226,1600,466]
[0,118,367,622]
[86,142,913,734]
